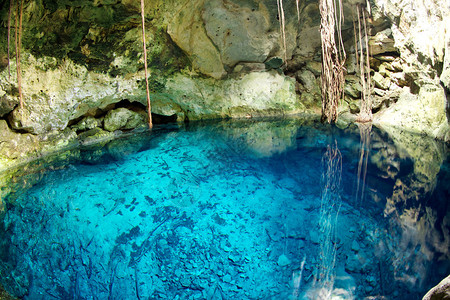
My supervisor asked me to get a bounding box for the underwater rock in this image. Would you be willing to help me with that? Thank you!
[345,253,370,273]
[351,240,360,252]
[277,254,291,267]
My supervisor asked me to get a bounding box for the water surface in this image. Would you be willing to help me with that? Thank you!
[0,119,449,299]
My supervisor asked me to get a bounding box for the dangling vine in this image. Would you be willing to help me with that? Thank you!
[354,2,372,123]
[319,0,346,123]
[276,0,287,64]
[14,0,24,110]
[140,0,153,129]
[7,0,13,79]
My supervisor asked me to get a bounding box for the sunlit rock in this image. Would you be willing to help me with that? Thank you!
[165,71,303,121]
[39,128,78,155]
[423,275,450,300]
[369,29,397,56]
[372,72,390,90]
[0,120,38,163]
[202,0,275,68]
[374,85,449,140]
[167,0,226,79]
[2,54,146,135]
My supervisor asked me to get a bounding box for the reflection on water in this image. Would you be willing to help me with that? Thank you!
[0,118,448,299]
[355,123,371,204]
[307,141,343,299]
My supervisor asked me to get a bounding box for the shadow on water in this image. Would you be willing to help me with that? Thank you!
[0,117,448,299]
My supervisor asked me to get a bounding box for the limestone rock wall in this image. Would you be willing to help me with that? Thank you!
[369,0,450,140]
[0,0,449,169]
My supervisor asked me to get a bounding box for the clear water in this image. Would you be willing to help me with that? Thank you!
[0,119,449,300]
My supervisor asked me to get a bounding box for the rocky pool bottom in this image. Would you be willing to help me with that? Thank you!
[0,119,448,299]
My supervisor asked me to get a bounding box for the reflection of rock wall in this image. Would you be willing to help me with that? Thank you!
[368,126,450,288]
[218,119,300,158]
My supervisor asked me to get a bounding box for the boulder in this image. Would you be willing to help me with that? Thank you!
[374,85,449,139]
[277,254,291,267]
[39,128,78,154]
[296,69,317,92]
[369,29,397,56]
[72,116,102,132]
[103,108,147,132]
[305,61,322,76]
[422,275,450,300]
[344,75,362,98]
[372,72,390,90]
[77,127,115,146]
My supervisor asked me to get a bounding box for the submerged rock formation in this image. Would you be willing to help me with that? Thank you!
[0,0,448,168]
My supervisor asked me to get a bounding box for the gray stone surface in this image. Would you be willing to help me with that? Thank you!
[103,108,147,132]
[422,275,450,300]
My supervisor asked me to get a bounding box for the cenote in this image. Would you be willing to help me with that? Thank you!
[0,119,448,300]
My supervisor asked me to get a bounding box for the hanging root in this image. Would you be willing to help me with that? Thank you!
[140,0,153,128]
[319,0,346,123]
[355,3,373,123]
[14,0,24,110]
[7,0,13,79]
[277,0,287,64]
[355,123,372,204]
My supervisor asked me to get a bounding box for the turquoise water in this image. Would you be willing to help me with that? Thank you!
[0,119,449,299]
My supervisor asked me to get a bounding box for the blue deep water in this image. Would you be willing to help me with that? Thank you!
[0,119,449,299]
